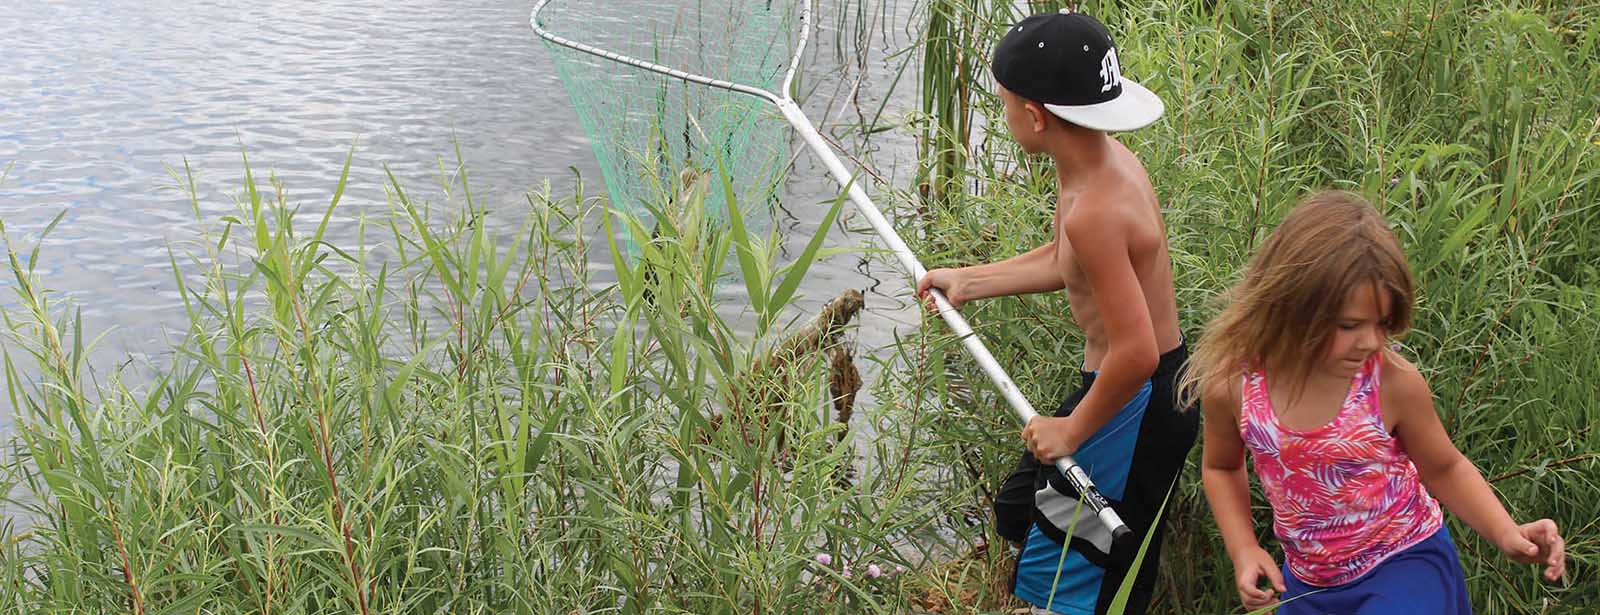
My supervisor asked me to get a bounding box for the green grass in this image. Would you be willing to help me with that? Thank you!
[0,150,936,613]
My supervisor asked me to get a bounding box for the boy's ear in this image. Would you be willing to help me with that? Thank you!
[1023,100,1050,133]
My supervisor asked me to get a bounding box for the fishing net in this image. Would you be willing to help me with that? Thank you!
[532,0,1133,541]
[534,0,803,250]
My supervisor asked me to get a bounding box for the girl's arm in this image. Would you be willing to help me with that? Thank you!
[1200,380,1285,610]
[1385,354,1567,582]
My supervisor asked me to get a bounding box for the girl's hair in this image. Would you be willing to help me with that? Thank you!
[1180,190,1415,408]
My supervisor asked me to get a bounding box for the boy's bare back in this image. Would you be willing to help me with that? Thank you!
[1053,137,1181,371]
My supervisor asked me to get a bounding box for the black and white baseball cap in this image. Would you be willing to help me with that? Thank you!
[991,10,1164,132]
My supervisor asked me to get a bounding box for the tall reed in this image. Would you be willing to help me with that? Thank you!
[0,149,935,613]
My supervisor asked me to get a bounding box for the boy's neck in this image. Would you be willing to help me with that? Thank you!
[1044,126,1111,190]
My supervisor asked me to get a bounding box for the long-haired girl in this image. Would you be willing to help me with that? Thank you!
[1184,191,1564,613]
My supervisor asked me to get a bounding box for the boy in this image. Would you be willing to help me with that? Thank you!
[916,10,1195,615]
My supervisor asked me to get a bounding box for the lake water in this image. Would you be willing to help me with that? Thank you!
[0,0,926,428]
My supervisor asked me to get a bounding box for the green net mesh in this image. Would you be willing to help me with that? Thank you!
[535,1,801,252]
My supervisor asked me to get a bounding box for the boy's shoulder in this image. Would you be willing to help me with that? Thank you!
[1060,192,1123,244]
[1058,165,1158,241]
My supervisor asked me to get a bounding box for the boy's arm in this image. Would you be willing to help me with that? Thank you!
[1022,203,1158,459]
[1201,380,1285,608]
[1387,354,1566,581]
[961,241,1067,299]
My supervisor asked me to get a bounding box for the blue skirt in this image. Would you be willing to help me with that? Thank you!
[1279,526,1472,615]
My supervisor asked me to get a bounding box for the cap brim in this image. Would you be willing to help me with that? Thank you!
[1042,79,1164,132]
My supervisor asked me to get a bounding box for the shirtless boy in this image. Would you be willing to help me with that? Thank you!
[917,11,1195,614]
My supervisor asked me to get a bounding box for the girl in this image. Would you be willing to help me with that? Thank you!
[1184,191,1565,613]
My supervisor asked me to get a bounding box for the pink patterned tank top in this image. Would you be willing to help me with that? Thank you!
[1239,353,1443,586]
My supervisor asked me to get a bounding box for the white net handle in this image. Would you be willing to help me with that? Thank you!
[530,0,1131,543]
[530,0,802,106]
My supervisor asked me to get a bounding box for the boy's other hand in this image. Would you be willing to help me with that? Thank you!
[1498,519,1566,582]
[1021,416,1081,463]
[1232,546,1285,611]
[917,268,971,311]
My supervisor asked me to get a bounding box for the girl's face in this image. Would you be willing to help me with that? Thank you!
[1322,282,1392,378]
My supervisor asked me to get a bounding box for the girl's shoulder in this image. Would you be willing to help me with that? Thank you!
[1379,349,1426,388]
[1199,367,1246,420]
[1378,348,1434,423]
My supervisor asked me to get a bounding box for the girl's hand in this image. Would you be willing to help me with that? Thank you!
[1497,519,1566,582]
[916,268,971,312]
[1232,546,1285,611]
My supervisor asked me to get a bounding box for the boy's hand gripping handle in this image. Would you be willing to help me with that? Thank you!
[922,286,1134,549]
